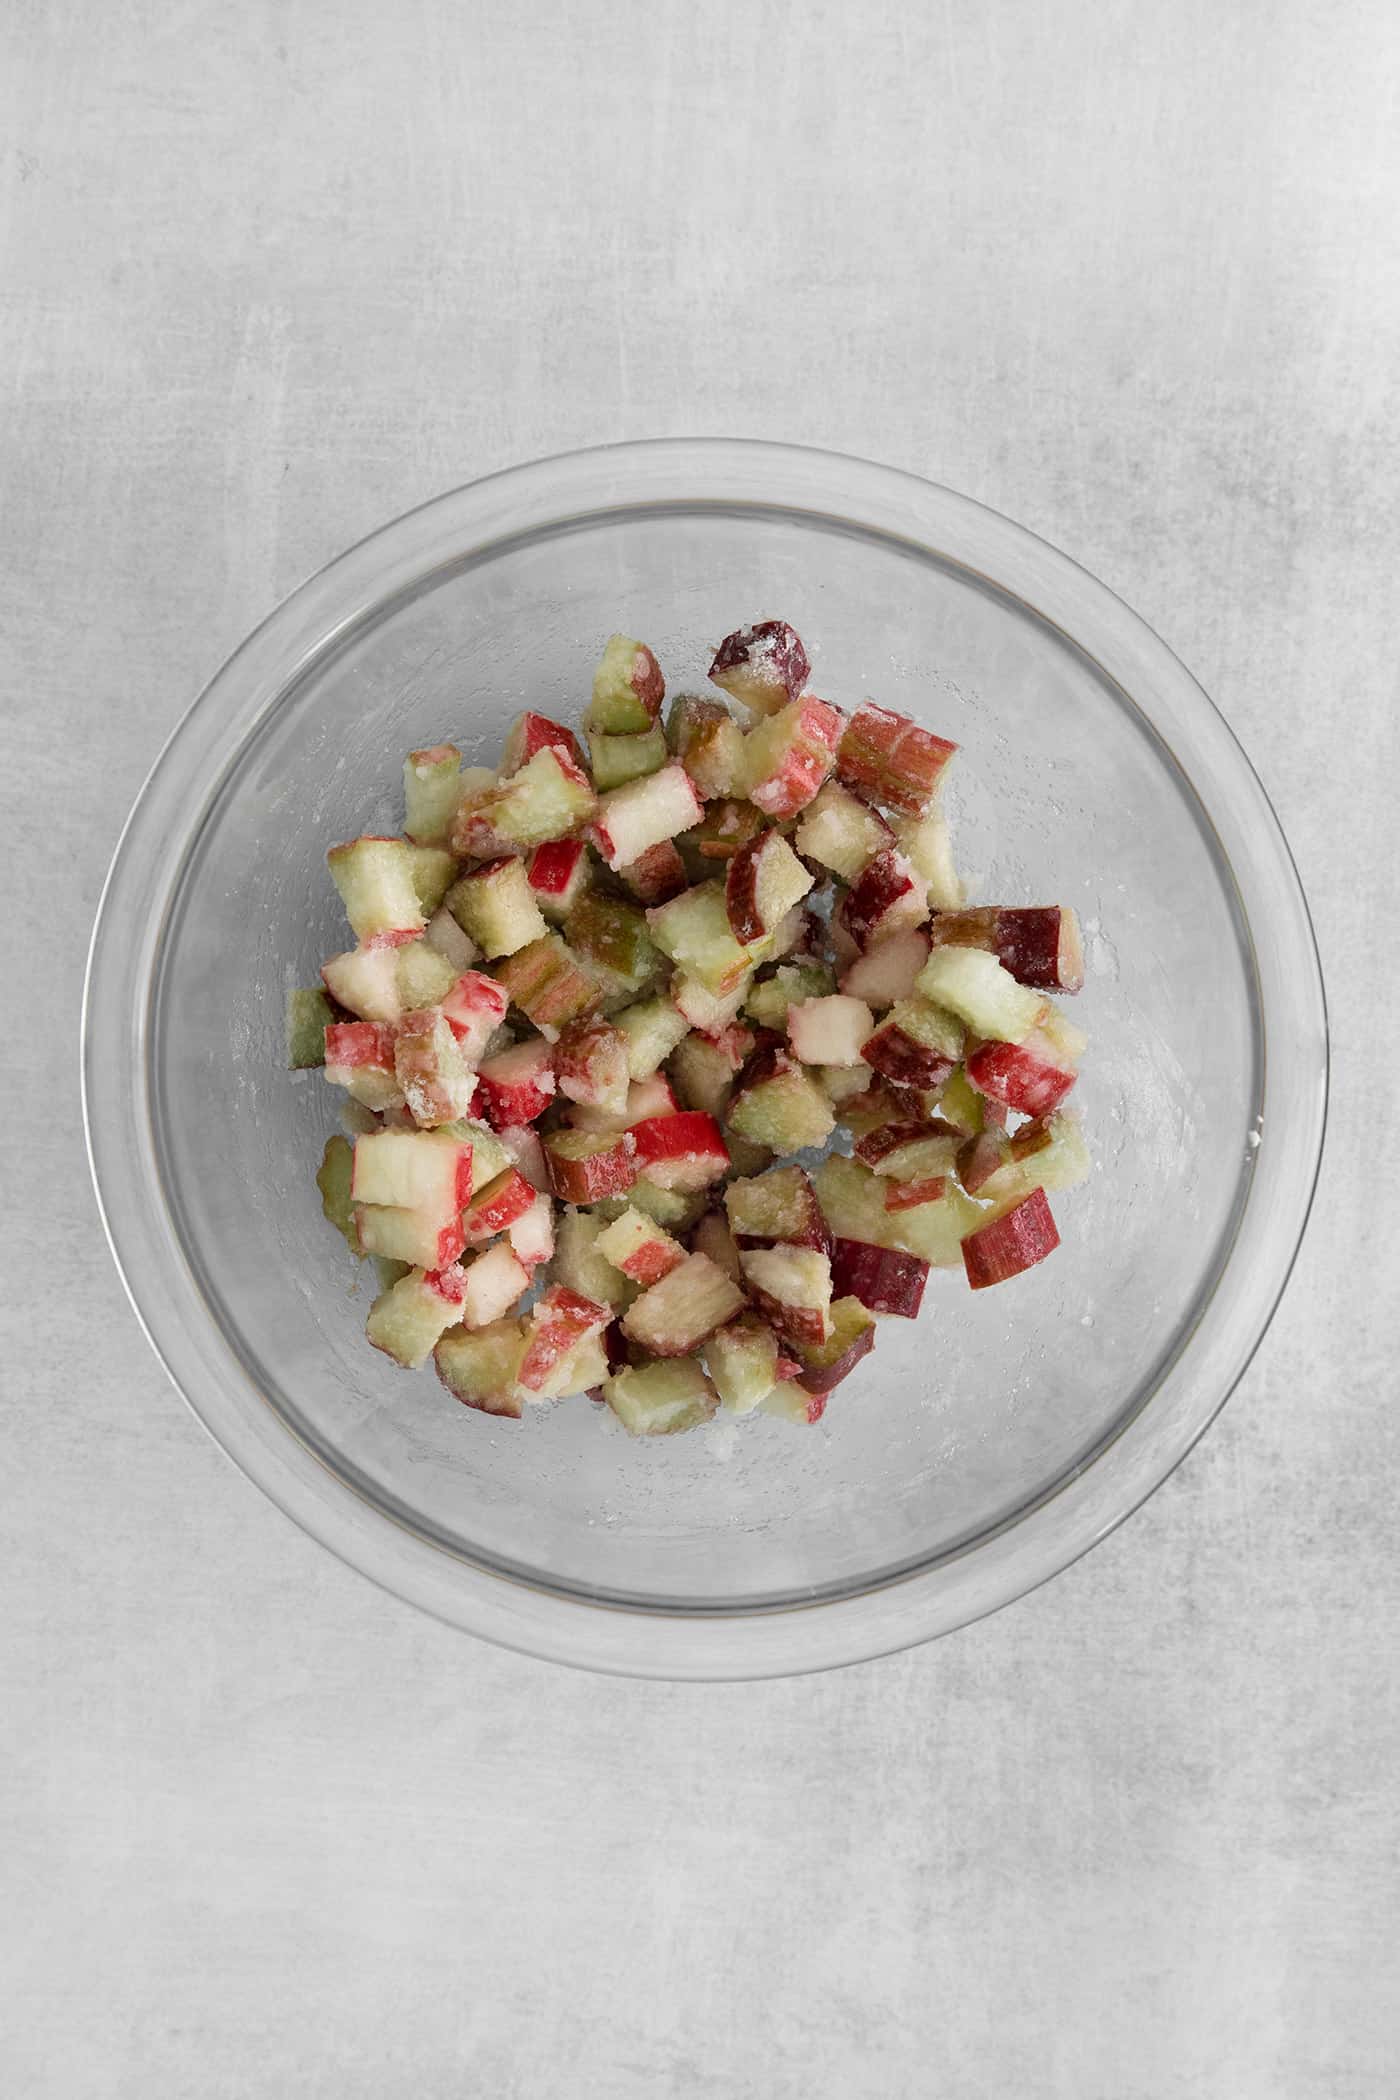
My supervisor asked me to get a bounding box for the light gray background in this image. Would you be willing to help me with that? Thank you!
[4,3,1397,2094]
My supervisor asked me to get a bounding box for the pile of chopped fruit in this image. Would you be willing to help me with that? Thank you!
[286,621,1090,1434]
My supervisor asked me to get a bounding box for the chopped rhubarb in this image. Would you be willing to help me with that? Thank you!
[708,620,810,716]
[830,1238,930,1318]
[628,1110,730,1192]
[500,710,585,777]
[961,1188,1060,1289]
[542,1128,636,1204]
[836,701,957,817]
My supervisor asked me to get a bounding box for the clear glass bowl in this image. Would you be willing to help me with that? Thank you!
[82,440,1327,1678]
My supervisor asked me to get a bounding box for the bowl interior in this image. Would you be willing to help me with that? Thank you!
[149,501,1258,1611]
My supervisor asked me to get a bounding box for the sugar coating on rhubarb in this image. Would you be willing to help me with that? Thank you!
[299,620,1091,1431]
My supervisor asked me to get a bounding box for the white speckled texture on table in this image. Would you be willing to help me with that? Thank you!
[3,3,1397,2094]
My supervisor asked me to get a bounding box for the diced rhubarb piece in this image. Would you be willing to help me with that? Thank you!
[516,1287,613,1392]
[965,1033,1078,1118]
[916,947,1046,1044]
[676,797,766,875]
[629,1110,729,1192]
[616,838,688,905]
[438,970,510,1063]
[460,1165,537,1243]
[351,1128,474,1213]
[553,1014,630,1115]
[595,1206,687,1285]
[588,724,669,791]
[366,1262,469,1368]
[699,1021,755,1072]
[495,934,603,1035]
[499,710,584,778]
[724,1132,773,1178]
[354,1199,466,1273]
[884,1174,948,1212]
[593,762,704,871]
[495,1123,550,1191]
[435,1318,530,1418]
[393,1011,477,1127]
[533,1329,610,1401]
[588,634,666,735]
[894,807,962,911]
[961,1188,1060,1288]
[564,892,659,992]
[424,905,479,973]
[839,849,927,948]
[447,1116,509,1193]
[705,1313,782,1413]
[926,906,1085,993]
[507,1191,555,1269]
[316,1134,358,1252]
[322,946,403,1024]
[708,620,810,717]
[475,1038,557,1127]
[744,961,835,1029]
[542,1128,635,1204]
[286,986,336,1070]
[819,1062,876,1109]
[853,1122,960,1180]
[725,829,815,944]
[324,1019,403,1109]
[759,1383,827,1425]
[600,1177,704,1234]
[565,1070,680,1133]
[974,1112,1091,1213]
[460,1240,532,1327]
[691,1208,743,1282]
[860,997,965,1090]
[667,695,747,798]
[605,1359,717,1436]
[787,993,874,1068]
[626,1073,680,1120]
[742,694,847,819]
[840,928,931,1010]
[727,1048,836,1153]
[812,1153,903,1246]
[648,881,760,994]
[668,1032,737,1118]
[724,1164,832,1254]
[832,1078,924,1137]
[403,743,463,846]
[525,837,592,922]
[935,1065,988,1137]
[491,745,597,850]
[794,780,895,881]
[553,1208,636,1308]
[797,1294,877,1392]
[394,939,459,1012]
[620,1251,746,1357]
[672,972,751,1033]
[1038,1003,1088,1065]
[445,858,547,958]
[829,1238,930,1317]
[405,844,458,916]
[836,702,957,818]
[326,836,426,944]
[739,1245,833,1348]
[957,1127,1013,1195]
[613,994,690,1080]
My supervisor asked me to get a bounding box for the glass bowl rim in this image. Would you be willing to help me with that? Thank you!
[81,437,1328,1679]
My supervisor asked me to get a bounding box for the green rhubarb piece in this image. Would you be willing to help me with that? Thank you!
[286,987,335,1069]
[316,1135,360,1253]
[587,726,668,792]
[605,1359,717,1436]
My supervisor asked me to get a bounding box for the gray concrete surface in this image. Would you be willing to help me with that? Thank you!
[3,3,1397,2093]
